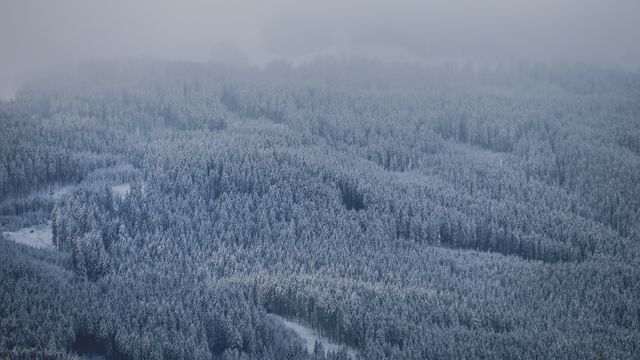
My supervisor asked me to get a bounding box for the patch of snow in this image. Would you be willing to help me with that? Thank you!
[50,186,74,199]
[3,222,54,249]
[268,314,358,359]
[111,184,131,198]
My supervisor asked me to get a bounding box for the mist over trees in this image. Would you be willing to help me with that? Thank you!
[1,59,640,359]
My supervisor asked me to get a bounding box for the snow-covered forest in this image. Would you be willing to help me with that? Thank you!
[1,59,639,359]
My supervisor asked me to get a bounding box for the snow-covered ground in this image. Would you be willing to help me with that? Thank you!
[268,314,358,359]
[2,222,54,249]
[27,182,130,200]
[13,181,132,204]
[111,183,131,198]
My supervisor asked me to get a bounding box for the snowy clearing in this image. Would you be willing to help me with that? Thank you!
[2,222,54,249]
[111,183,131,198]
[268,314,358,359]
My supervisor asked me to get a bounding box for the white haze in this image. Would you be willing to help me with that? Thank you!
[1,0,640,98]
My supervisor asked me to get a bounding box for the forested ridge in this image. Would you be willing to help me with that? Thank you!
[1,59,639,359]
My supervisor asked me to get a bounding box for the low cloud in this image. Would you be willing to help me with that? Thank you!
[1,0,639,98]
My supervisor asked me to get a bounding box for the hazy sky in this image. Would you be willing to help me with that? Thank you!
[1,0,639,97]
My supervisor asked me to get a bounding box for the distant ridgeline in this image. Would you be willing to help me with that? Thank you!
[1,60,639,359]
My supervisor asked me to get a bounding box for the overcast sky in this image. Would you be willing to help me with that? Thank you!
[1,0,639,98]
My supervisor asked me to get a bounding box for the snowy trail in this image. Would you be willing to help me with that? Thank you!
[268,314,358,359]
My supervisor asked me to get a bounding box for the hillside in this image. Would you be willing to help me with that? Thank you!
[1,60,639,359]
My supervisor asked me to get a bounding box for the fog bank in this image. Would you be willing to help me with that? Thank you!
[2,0,639,98]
